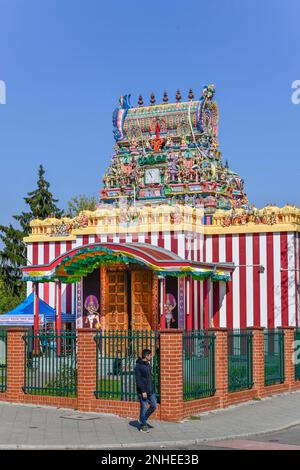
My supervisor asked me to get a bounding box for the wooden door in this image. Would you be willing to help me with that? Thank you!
[131,271,152,330]
[105,271,128,331]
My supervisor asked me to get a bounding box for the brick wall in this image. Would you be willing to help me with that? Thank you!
[1,326,300,421]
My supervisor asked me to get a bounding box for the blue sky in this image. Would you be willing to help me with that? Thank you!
[0,0,299,226]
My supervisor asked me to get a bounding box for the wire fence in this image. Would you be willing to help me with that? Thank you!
[0,329,7,392]
[228,329,253,392]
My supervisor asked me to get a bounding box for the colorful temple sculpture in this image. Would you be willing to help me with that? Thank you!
[22,86,300,332]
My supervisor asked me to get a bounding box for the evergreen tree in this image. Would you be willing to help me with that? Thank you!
[0,165,62,310]
[14,164,63,234]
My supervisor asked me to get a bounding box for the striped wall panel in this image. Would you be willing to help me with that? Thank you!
[27,230,298,327]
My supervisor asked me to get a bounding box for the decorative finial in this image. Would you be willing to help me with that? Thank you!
[138,95,143,107]
[150,92,156,105]
[162,91,168,104]
[176,89,181,102]
[188,88,194,100]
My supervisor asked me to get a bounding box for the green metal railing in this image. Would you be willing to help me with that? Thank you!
[94,330,160,402]
[0,329,7,392]
[23,330,77,397]
[264,329,285,386]
[228,329,253,392]
[183,330,215,401]
[294,329,300,381]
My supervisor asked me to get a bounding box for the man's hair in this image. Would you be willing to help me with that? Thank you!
[141,349,151,358]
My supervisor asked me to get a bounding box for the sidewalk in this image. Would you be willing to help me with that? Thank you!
[1,391,300,449]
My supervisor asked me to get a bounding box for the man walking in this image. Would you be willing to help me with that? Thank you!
[135,349,157,433]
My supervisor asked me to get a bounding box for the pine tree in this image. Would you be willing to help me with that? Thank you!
[0,165,62,310]
[14,165,63,234]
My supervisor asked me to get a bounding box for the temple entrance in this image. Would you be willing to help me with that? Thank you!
[106,271,128,330]
[82,266,154,331]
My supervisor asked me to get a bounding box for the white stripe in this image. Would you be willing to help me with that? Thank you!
[199,233,205,262]
[219,235,226,263]
[177,233,185,258]
[74,235,83,247]
[219,282,227,327]
[150,232,158,247]
[100,234,107,243]
[26,243,33,296]
[89,235,96,244]
[232,235,240,329]
[208,279,213,324]
[164,232,171,252]
[273,233,282,327]
[246,234,254,327]
[126,234,133,243]
[138,233,145,244]
[259,234,268,327]
[288,232,296,326]
[113,234,119,243]
[206,236,212,262]
[48,242,56,307]
[38,243,44,301]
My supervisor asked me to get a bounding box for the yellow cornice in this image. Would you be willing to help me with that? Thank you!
[23,204,300,243]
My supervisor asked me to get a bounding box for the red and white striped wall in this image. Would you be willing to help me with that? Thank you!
[26,230,299,329]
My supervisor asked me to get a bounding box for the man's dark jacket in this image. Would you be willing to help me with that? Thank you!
[135,358,154,396]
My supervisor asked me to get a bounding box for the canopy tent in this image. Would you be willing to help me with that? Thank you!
[0,293,75,326]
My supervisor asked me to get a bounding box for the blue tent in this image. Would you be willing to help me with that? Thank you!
[0,293,75,326]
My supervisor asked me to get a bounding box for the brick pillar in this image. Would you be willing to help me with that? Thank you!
[278,326,295,391]
[159,329,183,421]
[6,328,27,402]
[211,328,228,408]
[248,327,265,398]
[77,329,97,412]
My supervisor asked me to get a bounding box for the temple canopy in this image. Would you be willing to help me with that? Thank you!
[21,242,234,283]
[0,293,75,326]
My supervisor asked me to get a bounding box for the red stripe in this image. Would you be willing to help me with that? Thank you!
[239,234,247,328]
[266,233,275,328]
[296,235,299,327]
[145,232,151,245]
[132,233,139,243]
[55,242,60,259]
[83,235,89,246]
[212,235,220,327]
[171,231,178,256]
[32,243,38,265]
[158,231,164,248]
[43,243,50,304]
[281,233,289,326]
[203,236,207,262]
[253,234,261,327]
[66,241,72,314]
[203,280,209,329]
[198,281,201,328]
[226,235,233,329]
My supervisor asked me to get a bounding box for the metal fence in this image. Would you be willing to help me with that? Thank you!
[228,329,253,392]
[183,330,215,401]
[0,329,7,392]
[94,330,160,402]
[23,331,77,397]
[264,329,285,386]
[295,329,300,381]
